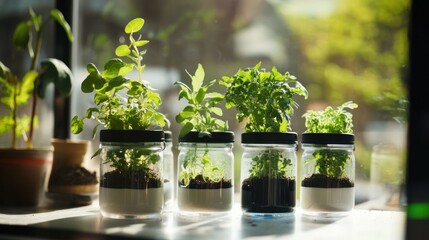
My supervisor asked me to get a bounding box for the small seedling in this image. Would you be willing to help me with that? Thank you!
[175,63,228,137]
[175,64,228,187]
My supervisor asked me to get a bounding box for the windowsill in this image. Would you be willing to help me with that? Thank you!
[0,196,405,240]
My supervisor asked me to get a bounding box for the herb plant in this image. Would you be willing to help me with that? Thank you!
[175,63,227,137]
[71,18,168,137]
[303,101,358,179]
[71,18,167,177]
[175,64,228,187]
[0,8,73,149]
[221,62,308,132]
[303,101,358,134]
[222,62,306,179]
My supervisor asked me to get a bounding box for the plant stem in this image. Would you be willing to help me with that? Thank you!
[27,27,43,149]
[11,76,18,149]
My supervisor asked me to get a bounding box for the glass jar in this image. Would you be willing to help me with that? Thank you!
[241,132,298,218]
[163,131,174,210]
[370,144,404,207]
[99,130,165,219]
[177,131,234,215]
[300,133,355,218]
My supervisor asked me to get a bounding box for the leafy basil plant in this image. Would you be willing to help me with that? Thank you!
[0,8,73,149]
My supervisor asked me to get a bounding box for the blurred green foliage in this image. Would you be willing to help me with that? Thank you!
[280,0,409,109]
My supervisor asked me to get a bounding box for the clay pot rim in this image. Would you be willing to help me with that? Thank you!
[51,138,90,146]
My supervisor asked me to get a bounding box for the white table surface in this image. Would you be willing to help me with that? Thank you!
[0,196,405,240]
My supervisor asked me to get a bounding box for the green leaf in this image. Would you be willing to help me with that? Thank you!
[127,84,142,96]
[108,76,128,89]
[71,116,84,134]
[110,116,124,129]
[125,18,145,34]
[115,45,131,57]
[102,58,126,79]
[133,40,149,47]
[87,63,99,74]
[176,106,195,123]
[37,59,73,98]
[210,107,223,116]
[179,122,194,137]
[94,92,109,105]
[0,62,11,78]
[191,63,204,91]
[81,71,105,93]
[12,22,30,49]
[16,70,37,105]
[50,9,73,42]
[119,64,133,76]
[91,124,102,139]
[153,112,166,127]
[85,107,99,118]
[178,88,192,101]
[28,7,40,31]
[195,87,206,104]
[205,92,223,99]
[0,115,13,135]
[91,148,102,159]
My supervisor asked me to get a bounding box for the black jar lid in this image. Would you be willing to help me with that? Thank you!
[301,133,354,144]
[179,131,234,143]
[100,130,165,143]
[241,132,298,144]
[164,131,172,142]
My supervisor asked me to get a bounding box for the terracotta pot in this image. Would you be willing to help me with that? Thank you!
[48,139,98,195]
[50,138,89,171]
[0,148,53,206]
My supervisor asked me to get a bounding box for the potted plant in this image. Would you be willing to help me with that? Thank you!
[0,8,73,206]
[221,62,308,217]
[71,18,168,219]
[300,101,358,217]
[175,64,235,215]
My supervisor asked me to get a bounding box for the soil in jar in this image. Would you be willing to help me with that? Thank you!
[301,173,354,188]
[100,169,162,189]
[241,176,296,213]
[179,174,232,189]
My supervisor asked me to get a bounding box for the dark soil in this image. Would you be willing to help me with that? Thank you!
[49,166,98,185]
[241,176,295,213]
[100,169,162,189]
[179,174,232,189]
[301,173,354,188]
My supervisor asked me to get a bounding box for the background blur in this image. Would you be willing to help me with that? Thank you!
[0,0,409,208]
